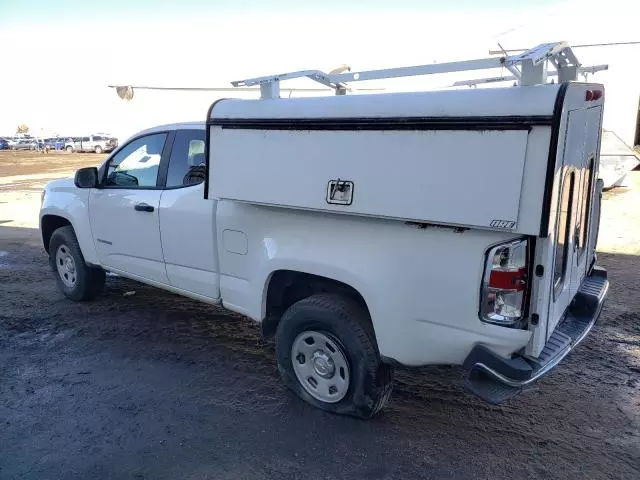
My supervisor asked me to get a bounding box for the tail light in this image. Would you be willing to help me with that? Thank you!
[480,239,528,326]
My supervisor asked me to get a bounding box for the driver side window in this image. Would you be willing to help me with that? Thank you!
[105,133,167,188]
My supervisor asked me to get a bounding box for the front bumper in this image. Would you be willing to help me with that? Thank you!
[464,266,609,403]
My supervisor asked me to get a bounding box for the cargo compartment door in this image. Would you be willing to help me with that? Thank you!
[547,105,603,338]
[570,106,603,297]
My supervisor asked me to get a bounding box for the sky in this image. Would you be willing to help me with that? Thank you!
[1,0,638,142]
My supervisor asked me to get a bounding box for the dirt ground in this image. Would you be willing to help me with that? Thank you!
[0,151,639,479]
[0,150,107,230]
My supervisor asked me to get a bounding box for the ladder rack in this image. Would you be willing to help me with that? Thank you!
[232,41,606,99]
[452,64,609,87]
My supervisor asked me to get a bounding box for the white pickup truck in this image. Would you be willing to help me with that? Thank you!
[40,50,610,418]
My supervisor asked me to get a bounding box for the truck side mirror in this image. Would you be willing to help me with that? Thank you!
[74,167,99,189]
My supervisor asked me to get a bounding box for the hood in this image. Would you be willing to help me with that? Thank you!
[44,177,75,191]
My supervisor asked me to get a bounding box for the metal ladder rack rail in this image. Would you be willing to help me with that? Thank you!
[232,41,596,99]
[452,64,609,88]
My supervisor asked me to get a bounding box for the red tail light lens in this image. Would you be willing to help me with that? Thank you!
[480,239,528,326]
[585,89,603,102]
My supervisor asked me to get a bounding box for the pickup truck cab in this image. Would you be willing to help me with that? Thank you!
[40,81,609,418]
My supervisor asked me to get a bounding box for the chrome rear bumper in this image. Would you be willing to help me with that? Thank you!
[464,266,608,402]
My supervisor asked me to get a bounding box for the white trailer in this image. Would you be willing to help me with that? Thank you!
[41,42,609,416]
[599,129,640,188]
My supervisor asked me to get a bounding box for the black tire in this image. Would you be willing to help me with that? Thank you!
[275,293,393,418]
[48,225,105,301]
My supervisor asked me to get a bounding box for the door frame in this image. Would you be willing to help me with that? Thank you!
[547,105,602,338]
[88,129,178,283]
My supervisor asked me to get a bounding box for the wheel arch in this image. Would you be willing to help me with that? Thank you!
[261,269,372,340]
[41,214,72,253]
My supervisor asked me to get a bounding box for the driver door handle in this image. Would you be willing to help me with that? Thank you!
[134,203,154,212]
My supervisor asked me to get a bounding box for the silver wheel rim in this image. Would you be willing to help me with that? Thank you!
[291,331,350,403]
[55,244,77,288]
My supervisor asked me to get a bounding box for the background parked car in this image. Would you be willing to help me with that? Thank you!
[0,138,9,150]
[65,135,117,153]
[64,138,81,152]
[11,139,39,150]
[43,138,66,150]
[7,137,22,148]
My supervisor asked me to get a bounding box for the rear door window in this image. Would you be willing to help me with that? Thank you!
[553,171,576,298]
[578,155,595,255]
[165,130,206,188]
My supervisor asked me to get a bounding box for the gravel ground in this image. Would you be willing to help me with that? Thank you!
[0,152,639,479]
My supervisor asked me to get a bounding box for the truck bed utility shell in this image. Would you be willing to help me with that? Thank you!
[208,85,563,235]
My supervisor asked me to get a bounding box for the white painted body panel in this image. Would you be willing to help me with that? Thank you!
[569,107,602,307]
[210,128,531,231]
[89,189,167,284]
[215,200,531,365]
[212,86,560,119]
[40,178,100,265]
[159,183,220,299]
[528,84,605,355]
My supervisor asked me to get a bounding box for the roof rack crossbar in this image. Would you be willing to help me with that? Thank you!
[232,42,597,99]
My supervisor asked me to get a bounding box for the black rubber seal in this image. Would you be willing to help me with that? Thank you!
[208,115,553,131]
[539,82,570,237]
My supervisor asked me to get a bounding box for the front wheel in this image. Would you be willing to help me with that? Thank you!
[94,145,103,154]
[49,226,105,301]
[275,293,393,418]
[65,145,73,153]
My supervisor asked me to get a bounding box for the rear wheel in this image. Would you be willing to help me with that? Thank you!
[65,145,73,153]
[49,226,105,301]
[275,293,393,418]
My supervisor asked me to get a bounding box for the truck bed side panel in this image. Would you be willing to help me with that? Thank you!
[215,200,532,366]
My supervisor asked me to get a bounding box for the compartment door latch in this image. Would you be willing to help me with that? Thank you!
[326,179,354,205]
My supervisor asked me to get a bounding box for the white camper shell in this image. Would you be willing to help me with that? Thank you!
[40,42,609,416]
[210,85,572,236]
